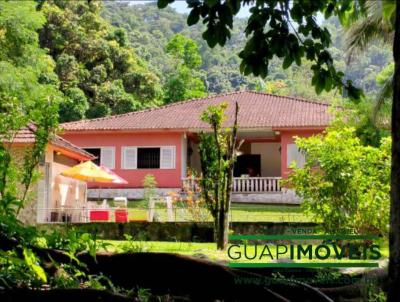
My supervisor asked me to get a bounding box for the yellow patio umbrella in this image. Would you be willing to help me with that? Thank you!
[61,161,115,183]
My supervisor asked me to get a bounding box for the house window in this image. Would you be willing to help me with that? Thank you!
[287,144,305,168]
[83,147,115,169]
[122,146,175,169]
[122,147,137,169]
[137,148,160,169]
[83,148,101,165]
[160,146,175,169]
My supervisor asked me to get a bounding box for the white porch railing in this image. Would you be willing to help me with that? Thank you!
[182,177,282,193]
[233,177,281,193]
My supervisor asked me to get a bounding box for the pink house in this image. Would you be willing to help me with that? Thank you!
[6,124,95,224]
[61,91,332,203]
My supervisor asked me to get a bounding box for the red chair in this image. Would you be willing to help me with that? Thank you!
[115,209,128,223]
[90,210,109,222]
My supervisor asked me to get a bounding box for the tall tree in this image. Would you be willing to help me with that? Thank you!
[0,0,59,215]
[164,34,206,103]
[38,0,162,121]
[199,102,240,249]
[389,2,400,300]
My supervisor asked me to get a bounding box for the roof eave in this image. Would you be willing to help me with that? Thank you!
[50,143,95,161]
[272,126,327,131]
[61,128,189,134]
[61,125,329,133]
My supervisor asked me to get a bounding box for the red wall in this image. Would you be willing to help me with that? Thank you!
[62,128,324,188]
[280,129,324,178]
[61,131,184,188]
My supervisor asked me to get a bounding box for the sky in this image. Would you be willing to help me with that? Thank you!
[127,1,324,23]
[128,0,252,18]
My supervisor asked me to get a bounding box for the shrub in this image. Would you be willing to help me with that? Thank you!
[284,127,390,235]
[142,174,157,203]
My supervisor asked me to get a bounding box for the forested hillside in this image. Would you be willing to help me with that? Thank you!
[25,0,392,122]
[102,2,391,102]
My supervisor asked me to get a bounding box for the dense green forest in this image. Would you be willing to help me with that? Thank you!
[8,0,390,123]
[38,0,162,122]
[102,2,392,102]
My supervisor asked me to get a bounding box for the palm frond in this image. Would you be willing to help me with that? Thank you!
[345,17,393,60]
[372,73,393,125]
[344,0,393,61]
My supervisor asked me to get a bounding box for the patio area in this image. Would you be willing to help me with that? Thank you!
[37,154,303,224]
[38,194,309,224]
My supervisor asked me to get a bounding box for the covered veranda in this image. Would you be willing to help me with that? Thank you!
[182,129,303,204]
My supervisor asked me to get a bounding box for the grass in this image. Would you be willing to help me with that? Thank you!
[230,203,310,222]
[126,200,311,223]
[103,239,389,267]
[104,240,226,261]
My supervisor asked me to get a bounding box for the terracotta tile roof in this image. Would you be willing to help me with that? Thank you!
[62,91,333,131]
[51,135,96,160]
[12,123,95,160]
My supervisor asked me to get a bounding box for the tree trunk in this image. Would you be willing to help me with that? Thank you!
[388,2,400,301]
[216,211,229,250]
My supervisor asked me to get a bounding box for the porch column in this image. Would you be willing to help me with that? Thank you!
[181,133,188,181]
[280,132,288,178]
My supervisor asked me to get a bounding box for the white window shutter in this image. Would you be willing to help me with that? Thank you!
[160,146,175,169]
[122,147,137,169]
[100,147,115,169]
[297,149,306,168]
[287,144,305,168]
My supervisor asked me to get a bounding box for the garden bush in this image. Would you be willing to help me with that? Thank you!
[285,127,390,235]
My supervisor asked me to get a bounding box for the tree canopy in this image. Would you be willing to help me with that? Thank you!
[0,0,59,220]
[102,1,391,102]
[163,33,207,103]
[0,0,60,132]
[285,125,390,235]
[38,0,162,122]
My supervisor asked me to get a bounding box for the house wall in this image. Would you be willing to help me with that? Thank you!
[60,129,324,199]
[280,129,324,178]
[35,147,53,224]
[13,144,86,225]
[50,151,86,218]
[239,142,252,154]
[62,131,184,189]
[251,142,281,177]
[11,145,38,225]
[38,146,87,223]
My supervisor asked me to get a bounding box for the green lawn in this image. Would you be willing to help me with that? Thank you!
[230,203,311,222]
[126,200,311,223]
[103,239,389,266]
[105,240,226,261]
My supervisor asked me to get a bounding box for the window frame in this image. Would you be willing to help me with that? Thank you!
[82,147,115,169]
[287,143,306,168]
[121,146,176,170]
[137,147,161,169]
[121,146,137,170]
[160,146,176,170]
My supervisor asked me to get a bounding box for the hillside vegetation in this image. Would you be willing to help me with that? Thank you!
[102,2,391,101]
